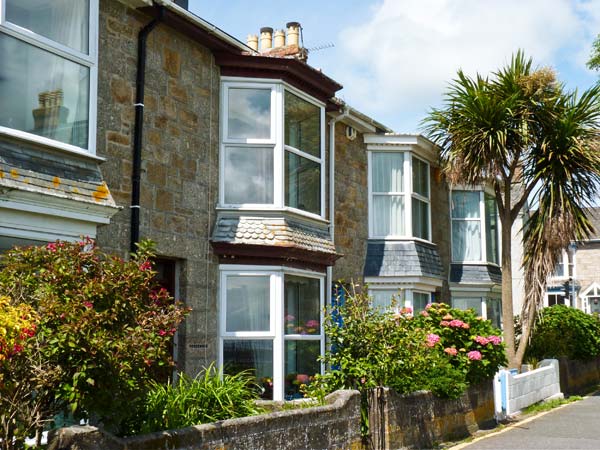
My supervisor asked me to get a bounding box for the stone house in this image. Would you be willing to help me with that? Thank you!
[545,207,600,313]
[0,0,508,402]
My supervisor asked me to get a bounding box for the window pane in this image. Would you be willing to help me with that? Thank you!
[485,193,499,264]
[228,88,271,139]
[372,153,404,192]
[486,298,502,328]
[225,276,270,332]
[451,191,480,218]
[412,198,429,240]
[0,34,90,148]
[224,146,273,204]
[6,0,89,53]
[370,290,402,310]
[412,158,429,198]
[413,292,430,313]
[285,340,320,399]
[284,275,321,335]
[285,152,320,215]
[223,340,273,399]
[452,220,481,260]
[285,91,320,157]
[452,297,482,316]
[373,195,405,236]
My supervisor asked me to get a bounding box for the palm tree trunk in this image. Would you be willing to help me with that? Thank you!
[501,211,517,368]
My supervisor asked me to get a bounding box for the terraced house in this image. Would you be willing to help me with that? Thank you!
[1,0,514,401]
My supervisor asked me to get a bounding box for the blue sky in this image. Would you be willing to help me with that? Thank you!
[189,0,600,133]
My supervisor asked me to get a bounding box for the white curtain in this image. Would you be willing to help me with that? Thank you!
[373,195,404,236]
[452,220,482,261]
[226,276,270,332]
[453,298,482,316]
[372,152,404,192]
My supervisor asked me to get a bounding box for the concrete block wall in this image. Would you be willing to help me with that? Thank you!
[495,359,562,417]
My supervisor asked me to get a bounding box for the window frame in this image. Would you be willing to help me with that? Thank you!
[367,151,431,241]
[450,190,500,264]
[219,78,326,220]
[367,286,432,313]
[0,0,99,156]
[218,265,325,401]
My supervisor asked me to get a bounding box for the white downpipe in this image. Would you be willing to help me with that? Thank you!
[327,108,349,306]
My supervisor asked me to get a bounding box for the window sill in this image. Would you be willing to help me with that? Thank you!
[451,261,501,267]
[369,236,436,246]
[216,205,329,225]
[0,127,104,162]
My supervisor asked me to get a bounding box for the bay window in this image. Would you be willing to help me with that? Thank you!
[369,288,431,314]
[219,267,324,401]
[220,80,325,218]
[451,191,499,263]
[0,0,97,153]
[368,152,430,240]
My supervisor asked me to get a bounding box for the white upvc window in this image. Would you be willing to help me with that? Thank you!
[368,287,432,314]
[368,151,431,240]
[451,296,502,328]
[0,0,98,155]
[219,266,324,401]
[220,79,325,219]
[549,250,575,280]
[451,191,499,264]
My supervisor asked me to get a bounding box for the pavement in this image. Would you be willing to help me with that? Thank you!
[453,392,600,450]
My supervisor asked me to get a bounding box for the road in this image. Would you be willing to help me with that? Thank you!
[458,393,600,450]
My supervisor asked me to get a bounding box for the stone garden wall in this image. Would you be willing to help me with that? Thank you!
[559,355,600,395]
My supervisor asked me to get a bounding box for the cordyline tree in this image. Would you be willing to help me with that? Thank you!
[423,51,600,369]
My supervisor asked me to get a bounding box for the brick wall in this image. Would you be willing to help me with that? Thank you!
[96,0,220,375]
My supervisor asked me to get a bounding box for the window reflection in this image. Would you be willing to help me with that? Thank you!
[228,88,271,139]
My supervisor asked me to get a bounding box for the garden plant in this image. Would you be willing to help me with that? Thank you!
[0,239,188,449]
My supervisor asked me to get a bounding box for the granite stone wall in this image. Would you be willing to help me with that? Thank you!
[332,122,369,283]
[429,167,452,301]
[558,355,600,395]
[96,0,220,375]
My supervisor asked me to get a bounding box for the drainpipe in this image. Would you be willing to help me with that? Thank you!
[326,107,349,306]
[130,6,164,254]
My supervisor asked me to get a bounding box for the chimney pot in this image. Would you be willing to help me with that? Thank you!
[273,29,285,48]
[286,22,301,47]
[260,27,273,50]
[247,34,259,51]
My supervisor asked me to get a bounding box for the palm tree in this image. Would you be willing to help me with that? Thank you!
[423,51,600,369]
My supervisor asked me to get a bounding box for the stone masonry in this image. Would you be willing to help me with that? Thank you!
[96,0,220,374]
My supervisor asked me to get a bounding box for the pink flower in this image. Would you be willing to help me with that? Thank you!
[426,333,440,347]
[285,314,296,322]
[361,377,367,384]
[401,307,413,315]
[449,319,466,328]
[83,301,93,309]
[296,374,310,384]
[46,243,57,252]
[488,335,502,345]
[420,310,429,317]
[425,303,433,310]
[305,319,319,328]
[158,330,167,336]
[444,347,458,356]
[440,320,451,326]
[461,322,470,329]
[443,314,453,320]
[467,350,482,361]
[474,336,490,345]
[139,261,152,271]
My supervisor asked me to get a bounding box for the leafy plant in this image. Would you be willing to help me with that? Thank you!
[124,364,264,435]
[527,305,600,361]
[0,239,189,445]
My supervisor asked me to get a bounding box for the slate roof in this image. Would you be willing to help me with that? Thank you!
[450,264,502,285]
[363,240,443,278]
[0,140,116,209]
[211,215,336,256]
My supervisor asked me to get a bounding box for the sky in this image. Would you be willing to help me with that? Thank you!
[189,0,600,133]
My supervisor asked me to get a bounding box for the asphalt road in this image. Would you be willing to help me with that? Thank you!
[459,393,600,450]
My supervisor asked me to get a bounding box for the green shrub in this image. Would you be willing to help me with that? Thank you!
[527,305,600,361]
[412,302,507,384]
[124,364,264,435]
[0,239,189,442]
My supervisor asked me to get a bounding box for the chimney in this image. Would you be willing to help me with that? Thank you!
[273,29,285,48]
[247,34,258,51]
[286,22,301,47]
[260,27,273,50]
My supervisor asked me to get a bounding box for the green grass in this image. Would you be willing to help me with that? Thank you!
[522,395,583,415]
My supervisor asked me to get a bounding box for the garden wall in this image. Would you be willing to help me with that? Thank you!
[48,390,363,450]
[367,382,495,449]
[558,355,600,395]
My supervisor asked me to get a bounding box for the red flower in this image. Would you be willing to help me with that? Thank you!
[46,243,57,252]
[83,301,94,309]
[139,261,152,271]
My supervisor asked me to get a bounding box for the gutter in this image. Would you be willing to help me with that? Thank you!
[130,5,165,254]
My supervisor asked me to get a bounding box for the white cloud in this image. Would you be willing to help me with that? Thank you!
[334,0,600,132]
